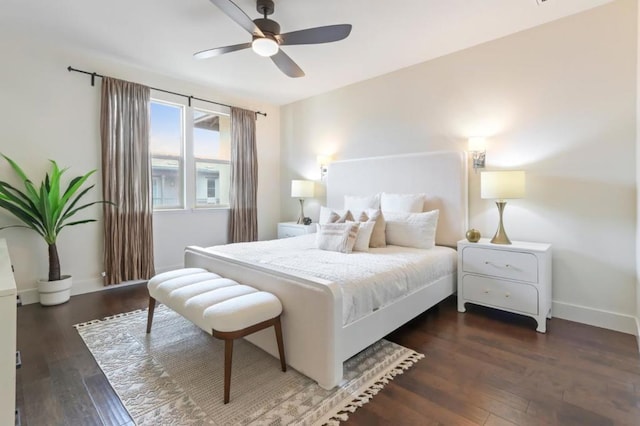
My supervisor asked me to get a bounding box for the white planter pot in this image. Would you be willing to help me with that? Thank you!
[37,275,72,306]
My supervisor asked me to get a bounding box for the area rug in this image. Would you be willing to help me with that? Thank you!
[75,305,424,425]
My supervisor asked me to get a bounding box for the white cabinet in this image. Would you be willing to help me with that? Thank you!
[457,238,552,333]
[277,222,316,239]
[0,239,17,425]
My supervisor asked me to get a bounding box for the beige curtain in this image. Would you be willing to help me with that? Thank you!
[229,107,258,242]
[100,77,155,285]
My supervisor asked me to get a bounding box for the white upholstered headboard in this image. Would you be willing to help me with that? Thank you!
[326,151,468,248]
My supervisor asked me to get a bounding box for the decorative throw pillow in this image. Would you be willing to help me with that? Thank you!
[380,192,426,213]
[347,220,375,252]
[316,222,360,253]
[319,206,352,224]
[384,210,439,249]
[365,209,387,248]
[344,194,380,211]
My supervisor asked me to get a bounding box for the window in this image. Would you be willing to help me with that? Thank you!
[150,101,183,209]
[193,109,231,207]
[149,99,230,210]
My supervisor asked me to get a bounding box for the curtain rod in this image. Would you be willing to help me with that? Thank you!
[67,66,267,118]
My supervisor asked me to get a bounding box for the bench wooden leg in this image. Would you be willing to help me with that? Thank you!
[223,339,233,404]
[214,315,286,404]
[146,296,156,334]
[274,316,286,372]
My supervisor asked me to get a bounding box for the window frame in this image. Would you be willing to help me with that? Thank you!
[149,95,231,211]
[149,99,185,210]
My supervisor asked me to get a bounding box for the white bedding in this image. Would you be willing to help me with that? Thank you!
[204,234,457,325]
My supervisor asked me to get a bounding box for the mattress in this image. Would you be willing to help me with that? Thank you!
[204,234,457,325]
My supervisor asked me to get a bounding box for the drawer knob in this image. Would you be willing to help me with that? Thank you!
[484,289,489,294]
[505,293,510,298]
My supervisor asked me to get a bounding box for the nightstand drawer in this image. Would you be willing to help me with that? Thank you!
[462,246,538,283]
[462,275,538,315]
[277,223,316,239]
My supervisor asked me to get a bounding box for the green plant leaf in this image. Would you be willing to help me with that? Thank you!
[58,184,95,223]
[1,155,40,205]
[0,181,43,224]
[56,219,96,233]
[59,200,112,226]
[59,170,96,209]
[47,160,62,221]
[38,182,56,244]
[0,199,45,237]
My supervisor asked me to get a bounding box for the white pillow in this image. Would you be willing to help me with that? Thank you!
[380,193,425,213]
[316,222,360,253]
[344,194,380,211]
[319,206,352,224]
[347,220,375,252]
[384,210,439,249]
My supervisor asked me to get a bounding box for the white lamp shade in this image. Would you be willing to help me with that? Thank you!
[481,171,526,200]
[468,137,486,152]
[291,180,315,198]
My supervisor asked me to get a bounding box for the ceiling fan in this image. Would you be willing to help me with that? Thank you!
[194,0,352,78]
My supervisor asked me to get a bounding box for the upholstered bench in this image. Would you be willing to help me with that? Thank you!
[146,268,286,404]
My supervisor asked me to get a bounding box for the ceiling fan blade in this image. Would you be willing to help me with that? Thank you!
[208,0,265,37]
[194,42,252,59]
[279,24,352,46]
[271,50,305,78]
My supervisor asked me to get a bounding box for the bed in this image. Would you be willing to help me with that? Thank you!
[184,151,468,389]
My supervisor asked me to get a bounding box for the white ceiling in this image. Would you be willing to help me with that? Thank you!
[2,0,613,105]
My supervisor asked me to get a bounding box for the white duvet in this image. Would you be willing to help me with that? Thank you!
[204,234,457,325]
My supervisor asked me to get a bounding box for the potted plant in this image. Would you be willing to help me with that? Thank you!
[0,155,109,305]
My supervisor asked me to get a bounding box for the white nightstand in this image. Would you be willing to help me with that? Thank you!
[457,238,552,333]
[277,222,316,239]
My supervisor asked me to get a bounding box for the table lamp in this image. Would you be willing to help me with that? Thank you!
[291,180,315,224]
[481,171,525,244]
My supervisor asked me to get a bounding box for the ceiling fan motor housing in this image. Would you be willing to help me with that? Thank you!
[253,18,280,39]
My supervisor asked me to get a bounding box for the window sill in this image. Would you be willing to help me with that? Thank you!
[153,207,230,214]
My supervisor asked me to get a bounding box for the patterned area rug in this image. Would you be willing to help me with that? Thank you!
[75,305,424,425]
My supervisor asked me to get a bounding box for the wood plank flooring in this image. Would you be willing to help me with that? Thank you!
[15,284,640,425]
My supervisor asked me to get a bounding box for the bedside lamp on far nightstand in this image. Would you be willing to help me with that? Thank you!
[291,180,314,224]
[481,170,525,245]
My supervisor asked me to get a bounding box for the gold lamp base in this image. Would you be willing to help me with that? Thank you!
[490,201,512,245]
[296,199,306,224]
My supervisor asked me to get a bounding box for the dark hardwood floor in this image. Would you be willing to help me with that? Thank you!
[15,284,640,425]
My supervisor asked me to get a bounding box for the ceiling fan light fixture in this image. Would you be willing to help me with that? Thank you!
[252,37,279,57]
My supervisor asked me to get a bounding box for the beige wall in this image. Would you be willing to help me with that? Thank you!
[281,0,637,332]
[0,32,280,302]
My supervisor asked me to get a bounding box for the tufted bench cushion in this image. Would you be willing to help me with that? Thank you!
[147,268,283,334]
[146,268,286,403]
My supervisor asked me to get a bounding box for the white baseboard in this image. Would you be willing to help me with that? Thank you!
[636,317,640,353]
[16,265,183,306]
[18,289,39,305]
[154,264,184,275]
[552,300,637,335]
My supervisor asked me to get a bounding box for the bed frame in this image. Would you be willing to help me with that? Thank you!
[185,151,468,389]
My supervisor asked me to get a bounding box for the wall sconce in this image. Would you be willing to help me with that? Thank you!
[317,155,333,180]
[468,137,486,172]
